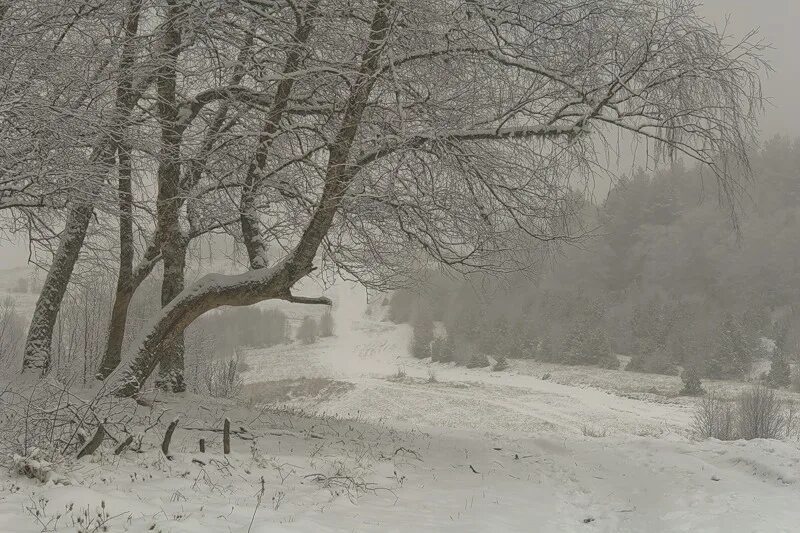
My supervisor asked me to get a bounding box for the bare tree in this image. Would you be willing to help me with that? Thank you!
[106,0,765,396]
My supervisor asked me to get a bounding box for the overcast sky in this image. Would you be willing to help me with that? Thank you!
[0,1,797,270]
[701,0,800,138]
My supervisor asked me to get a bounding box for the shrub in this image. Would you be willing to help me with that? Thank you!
[465,353,490,369]
[388,367,407,382]
[737,384,786,440]
[692,393,736,440]
[204,358,244,399]
[692,385,789,441]
[296,316,319,344]
[492,356,509,371]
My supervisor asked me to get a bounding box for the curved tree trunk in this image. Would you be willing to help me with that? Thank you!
[110,0,393,397]
[111,259,322,397]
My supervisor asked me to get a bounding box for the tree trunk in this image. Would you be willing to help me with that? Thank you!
[153,0,186,393]
[22,202,95,374]
[23,0,146,376]
[156,240,187,392]
[97,239,161,379]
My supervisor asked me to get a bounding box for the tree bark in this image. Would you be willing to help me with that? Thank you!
[153,0,186,393]
[96,239,161,379]
[22,201,96,374]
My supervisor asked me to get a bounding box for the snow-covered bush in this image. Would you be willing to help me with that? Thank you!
[562,325,618,369]
[692,385,790,441]
[12,448,69,484]
[492,356,509,371]
[737,384,786,440]
[692,393,735,440]
[430,336,454,363]
[0,380,126,467]
[706,315,752,379]
[203,358,245,399]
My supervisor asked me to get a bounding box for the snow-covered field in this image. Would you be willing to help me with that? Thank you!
[1,283,800,532]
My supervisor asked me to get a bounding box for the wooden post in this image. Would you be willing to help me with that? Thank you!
[223,418,230,454]
[162,418,179,458]
[199,438,205,453]
[114,435,134,455]
[77,423,106,459]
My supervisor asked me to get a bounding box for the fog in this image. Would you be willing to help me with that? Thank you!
[1,2,799,531]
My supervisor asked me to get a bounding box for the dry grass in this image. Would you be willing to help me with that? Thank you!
[243,378,354,405]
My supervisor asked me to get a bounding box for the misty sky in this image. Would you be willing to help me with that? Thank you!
[0,1,797,270]
[700,0,800,139]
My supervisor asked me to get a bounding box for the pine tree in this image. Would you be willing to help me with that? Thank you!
[320,311,334,337]
[563,323,616,368]
[410,309,434,359]
[430,336,454,363]
[707,315,751,379]
[767,348,791,388]
[680,365,705,396]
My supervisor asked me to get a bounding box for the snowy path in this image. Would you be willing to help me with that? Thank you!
[243,315,691,438]
[2,299,799,531]
[234,309,800,531]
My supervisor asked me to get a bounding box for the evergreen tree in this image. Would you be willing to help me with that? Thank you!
[707,315,751,379]
[320,311,334,337]
[563,323,617,368]
[410,310,434,359]
[679,365,705,396]
[767,348,791,388]
[430,336,454,363]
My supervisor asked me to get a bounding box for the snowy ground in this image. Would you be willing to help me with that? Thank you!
[1,283,800,531]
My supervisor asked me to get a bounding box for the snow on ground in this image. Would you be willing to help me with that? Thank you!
[2,282,800,531]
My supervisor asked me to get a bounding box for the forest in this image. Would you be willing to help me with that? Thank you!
[396,137,800,390]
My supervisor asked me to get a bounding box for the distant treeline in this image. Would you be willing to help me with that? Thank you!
[392,137,800,388]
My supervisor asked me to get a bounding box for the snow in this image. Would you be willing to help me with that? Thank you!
[2,283,800,531]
